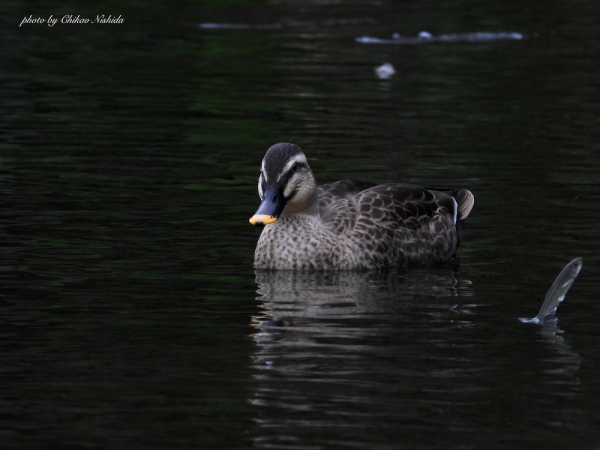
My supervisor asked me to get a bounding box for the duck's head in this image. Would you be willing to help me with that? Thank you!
[249,143,318,226]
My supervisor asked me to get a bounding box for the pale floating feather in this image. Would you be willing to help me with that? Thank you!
[519,257,583,324]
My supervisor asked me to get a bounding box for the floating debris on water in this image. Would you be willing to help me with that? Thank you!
[375,63,396,79]
[357,31,524,45]
[519,257,583,324]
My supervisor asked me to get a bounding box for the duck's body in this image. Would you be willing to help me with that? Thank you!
[250,143,474,270]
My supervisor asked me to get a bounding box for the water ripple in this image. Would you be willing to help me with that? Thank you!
[357,31,525,45]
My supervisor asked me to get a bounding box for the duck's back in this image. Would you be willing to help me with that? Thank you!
[317,181,472,267]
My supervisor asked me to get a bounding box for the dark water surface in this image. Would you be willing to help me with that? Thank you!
[3,0,600,448]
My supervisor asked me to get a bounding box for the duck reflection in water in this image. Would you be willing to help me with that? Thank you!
[249,263,583,448]
[252,268,474,331]
[249,268,475,447]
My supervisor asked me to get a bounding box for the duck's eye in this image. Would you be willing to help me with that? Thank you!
[291,163,300,174]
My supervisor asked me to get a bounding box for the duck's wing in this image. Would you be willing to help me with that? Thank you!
[319,183,473,264]
[358,183,441,227]
[322,183,471,237]
[317,180,376,234]
[318,180,376,206]
[319,183,438,233]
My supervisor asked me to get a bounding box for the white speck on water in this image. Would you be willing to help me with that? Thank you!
[375,62,396,79]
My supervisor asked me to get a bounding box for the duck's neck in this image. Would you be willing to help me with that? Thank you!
[281,192,320,219]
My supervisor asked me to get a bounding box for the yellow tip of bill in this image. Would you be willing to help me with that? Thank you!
[249,214,278,226]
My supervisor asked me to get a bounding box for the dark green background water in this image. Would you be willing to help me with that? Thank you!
[2,0,600,448]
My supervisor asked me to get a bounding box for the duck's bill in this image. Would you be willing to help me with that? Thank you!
[249,183,287,227]
[249,214,278,226]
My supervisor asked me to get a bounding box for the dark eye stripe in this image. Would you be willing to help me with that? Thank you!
[281,164,305,200]
[281,165,300,186]
[289,162,304,176]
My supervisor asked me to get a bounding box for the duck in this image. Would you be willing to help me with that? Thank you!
[249,143,474,270]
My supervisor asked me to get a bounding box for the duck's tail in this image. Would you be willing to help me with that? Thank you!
[456,189,474,221]
[429,187,474,221]
[429,187,475,254]
[453,188,474,253]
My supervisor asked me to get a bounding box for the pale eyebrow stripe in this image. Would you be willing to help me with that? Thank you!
[278,154,307,181]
